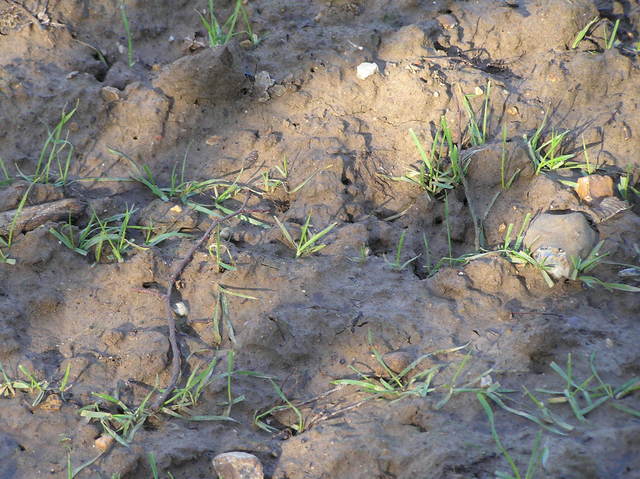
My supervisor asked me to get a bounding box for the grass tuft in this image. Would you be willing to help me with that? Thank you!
[274,214,337,258]
[385,117,470,199]
[197,0,258,47]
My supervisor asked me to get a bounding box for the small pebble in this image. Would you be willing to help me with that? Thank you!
[356,62,379,80]
[94,434,114,453]
[213,452,264,479]
[575,175,614,203]
[100,86,120,102]
[172,302,188,317]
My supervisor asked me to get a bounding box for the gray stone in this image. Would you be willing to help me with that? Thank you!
[212,452,263,479]
[523,212,597,279]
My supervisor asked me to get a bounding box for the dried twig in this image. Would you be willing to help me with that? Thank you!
[151,199,266,409]
[0,198,84,236]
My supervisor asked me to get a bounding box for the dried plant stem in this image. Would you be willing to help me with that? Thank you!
[152,198,262,409]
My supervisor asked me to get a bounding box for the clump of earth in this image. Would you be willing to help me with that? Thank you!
[1,1,639,478]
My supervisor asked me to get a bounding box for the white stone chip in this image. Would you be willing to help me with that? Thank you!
[356,62,379,80]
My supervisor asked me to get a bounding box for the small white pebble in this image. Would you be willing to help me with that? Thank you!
[356,62,379,80]
[172,302,188,317]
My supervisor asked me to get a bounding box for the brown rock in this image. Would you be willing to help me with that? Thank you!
[575,175,614,203]
[100,86,121,102]
[94,434,114,452]
[213,452,264,479]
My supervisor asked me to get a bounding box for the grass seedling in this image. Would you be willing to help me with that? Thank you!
[618,166,639,202]
[262,157,331,195]
[212,285,258,346]
[208,227,236,272]
[17,103,77,186]
[444,192,453,263]
[0,362,16,398]
[570,241,640,292]
[0,363,71,405]
[85,206,138,262]
[119,1,135,67]
[50,206,150,262]
[499,214,555,288]
[501,125,520,190]
[162,355,241,421]
[535,353,640,421]
[197,0,258,48]
[140,226,191,247]
[49,214,91,256]
[524,118,578,174]
[254,379,306,434]
[1,183,33,264]
[460,81,491,146]
[572,16,599,49]
[147,453,175,479]
[384,230,420,271]
[580,134,599,175]
[80,390,154,447]
[422,233,434,273]
[347,243,370,264]
[605,19,620,50]
[82,375,235,448]
[333,333,469,402]
[112,148,268,228]
[274,214,337,258]
[14,365,50,407]
[388,117,468,198]
[64,443,103,479]
[477,393,548,479]
[0,157,10,186]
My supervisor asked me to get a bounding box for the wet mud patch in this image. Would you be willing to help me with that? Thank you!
[1,0,640,478]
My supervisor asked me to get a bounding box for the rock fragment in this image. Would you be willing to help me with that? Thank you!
[523,212,597,279]
[356,62,379,80]
[575,175,614,203]
[212,452,264,479]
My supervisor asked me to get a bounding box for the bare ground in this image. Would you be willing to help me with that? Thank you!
[1,1,640,478]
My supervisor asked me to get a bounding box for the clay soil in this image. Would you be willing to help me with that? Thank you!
[1,0,640,478]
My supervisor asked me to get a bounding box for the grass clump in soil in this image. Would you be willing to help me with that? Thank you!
[16,103,77,187]
[79,352,260,447]
[274,214,337,258]
[49,206,189,262]
[197,0,258,48]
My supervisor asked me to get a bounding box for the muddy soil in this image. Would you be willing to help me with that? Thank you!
[1,0,640,478]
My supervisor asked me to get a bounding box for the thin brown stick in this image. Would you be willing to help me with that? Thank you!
[151,200,265,409]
